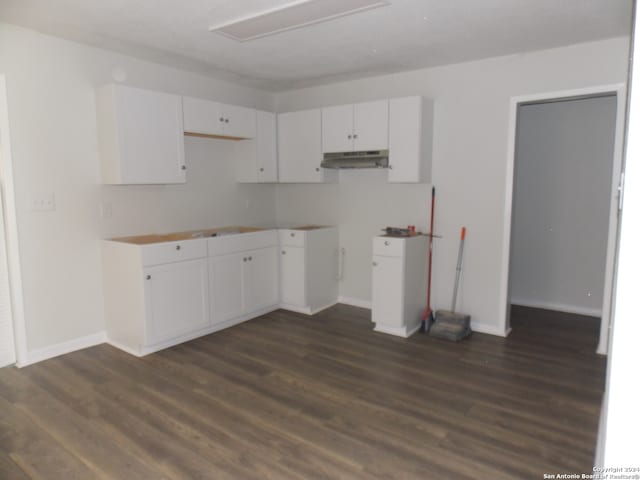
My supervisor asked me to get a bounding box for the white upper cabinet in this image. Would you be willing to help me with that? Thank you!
[96,84,186,185]
[388,96,434,183]
[322,100,389,153]
[278,109,337,183]
[183,96,256,139]
[235,110,278,183]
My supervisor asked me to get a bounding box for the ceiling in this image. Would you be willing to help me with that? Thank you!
[0,0,632,92]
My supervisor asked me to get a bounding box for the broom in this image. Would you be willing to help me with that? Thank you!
[420,187,436,332]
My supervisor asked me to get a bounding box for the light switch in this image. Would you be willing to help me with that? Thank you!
[31,193,56,212]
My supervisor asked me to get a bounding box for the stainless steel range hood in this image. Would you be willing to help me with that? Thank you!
[321,150,389,169]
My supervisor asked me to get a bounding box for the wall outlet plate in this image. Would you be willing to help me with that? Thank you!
[31,193,55,212]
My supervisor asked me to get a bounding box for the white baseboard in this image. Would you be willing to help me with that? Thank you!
[510,298,601,318]
[338,296,371,309]
[373,323,421,338]
[20,331,107,367]
[471,322,512,337]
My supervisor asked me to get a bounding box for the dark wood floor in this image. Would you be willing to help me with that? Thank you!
[0,304,606,479]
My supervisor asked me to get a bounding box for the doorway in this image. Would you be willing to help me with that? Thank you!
[0,74,27,367]
[502,86,625,354]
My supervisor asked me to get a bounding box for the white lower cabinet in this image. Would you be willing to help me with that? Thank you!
[278,227,339,314]
[144,258,209,345]
[208,231,280,326]
[102,238,210,355]
[371,235,428,337]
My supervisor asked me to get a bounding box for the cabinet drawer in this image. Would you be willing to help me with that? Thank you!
[141,239,207,266]
[279,229,306,247]
[373,237,405,257]
[208,230,278,256]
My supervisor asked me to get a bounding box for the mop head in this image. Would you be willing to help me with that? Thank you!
[429,310,472,342]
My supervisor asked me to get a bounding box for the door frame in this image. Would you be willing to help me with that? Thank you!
[499,83,626,354]
[0,74,28,366]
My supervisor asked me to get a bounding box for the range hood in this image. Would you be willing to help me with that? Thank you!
[321,150,389,169]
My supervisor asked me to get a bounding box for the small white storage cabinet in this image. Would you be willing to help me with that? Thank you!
[208,230,280,325]
[235,110,278,183]
[279,227,339,314]
[388,96,434,183]
[322,100,389,153]
[277,109,338,184]
[371,235,428,337]
[182,96,256,139]
[102,238,210,355]
[96,84,186,185]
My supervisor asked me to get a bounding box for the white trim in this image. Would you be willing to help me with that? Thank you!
[510,299,602,318]
[279,301,338,315]
[0,75,28,367]
[500,83,626,354]
[471,322,512,337]
[374,322,421,338]
[23,331,107,366]
[338,296,372,309]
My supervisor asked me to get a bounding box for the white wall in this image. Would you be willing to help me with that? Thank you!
[509,95,617,317]
[275,37,630,335]
[0,23,277,353]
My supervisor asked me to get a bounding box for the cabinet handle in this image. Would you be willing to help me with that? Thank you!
[243,257,247,262]
[354,134,358,139]
[219,117,224,122]
[315,167,320,172]
[248,256,252,261]
[388,165,393,170]
[225,118,229,123]
[384,241,390,246]
[259,167,264,172]
[348,134,352,139]
[176,245,181,250]
[372,262,377,267]
[181,165,187,170]
[290,233,295,237]
[281,250,286,255]
[146,275,151,280]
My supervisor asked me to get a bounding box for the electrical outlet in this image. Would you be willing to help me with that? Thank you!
[31,193,56,212]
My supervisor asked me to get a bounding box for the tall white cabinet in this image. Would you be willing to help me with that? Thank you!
[388,96,434,183]
[96,84,186,185]
[235,110,278,183]
[371,235,428,337]
[277,109,337,183]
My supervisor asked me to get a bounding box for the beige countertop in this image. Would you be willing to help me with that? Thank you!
[108,225,332,245]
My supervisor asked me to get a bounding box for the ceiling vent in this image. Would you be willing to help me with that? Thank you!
[209,0,390,42]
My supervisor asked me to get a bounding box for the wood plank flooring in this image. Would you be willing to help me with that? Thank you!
[0,304,606,479]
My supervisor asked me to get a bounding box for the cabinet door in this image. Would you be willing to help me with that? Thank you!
[280,246,306,307]
[322,104,353,153]
[222,104,256,139]
[116,86,186,184]
[354,100,389,151]
[244,247,279,312]
[278,109,326,183]
[183,96,224,136]
[144,258,209,345]
[209,253,244,324]
[388,96,425,183]
[371,255,404,327]
[257,111,278,182]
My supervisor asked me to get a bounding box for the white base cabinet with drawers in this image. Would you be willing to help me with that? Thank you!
[279,227,339,314]
[371,235,428,338]
[102,238,210,356]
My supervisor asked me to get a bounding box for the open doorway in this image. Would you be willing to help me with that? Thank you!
[0,73,27,367]
[504,87,625,354]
